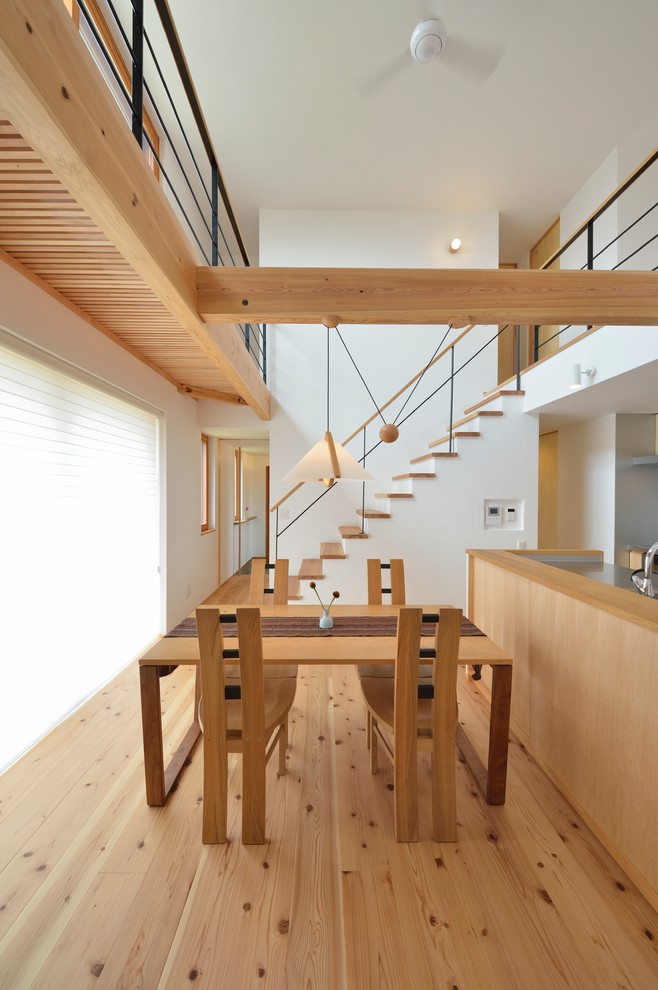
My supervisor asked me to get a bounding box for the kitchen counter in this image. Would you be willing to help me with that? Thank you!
[526,555,641,592]
[466,547,658,912]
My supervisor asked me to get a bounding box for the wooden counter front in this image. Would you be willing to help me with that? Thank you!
[466,548,658,912]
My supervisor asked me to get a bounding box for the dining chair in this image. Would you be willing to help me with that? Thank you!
[358,605,462,842]
[250,557,290,605]
[196,606,297,844]
[367,558,406,605]
[362,558,406,746]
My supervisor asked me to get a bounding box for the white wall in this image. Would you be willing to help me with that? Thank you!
[0,258,218,631]
[260,208,540,609]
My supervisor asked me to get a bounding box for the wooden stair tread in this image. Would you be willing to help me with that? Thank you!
[428,431,480,449]
[374,492,414,499]
[298,559,324,580]
[320,542,346,559]
[448,410,503,430]
[287,577,302,600]
[463,388,525,416]
[410,452,459,464]
[339,525,368,539]
[356,509,391,519]
[391,472,436,480]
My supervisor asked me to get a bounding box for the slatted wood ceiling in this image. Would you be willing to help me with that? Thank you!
[0,120,244,398]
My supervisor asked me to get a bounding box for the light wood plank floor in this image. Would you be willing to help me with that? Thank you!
[1,576,657,988]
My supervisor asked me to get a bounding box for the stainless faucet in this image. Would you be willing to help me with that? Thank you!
[631,540,658,598]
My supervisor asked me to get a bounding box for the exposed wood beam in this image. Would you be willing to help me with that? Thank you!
[0,0,270,419]
[197,266,658,326]
[177,384,248,404]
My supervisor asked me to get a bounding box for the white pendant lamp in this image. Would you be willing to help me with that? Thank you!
[284,430,372,487]
[283,318,373,488]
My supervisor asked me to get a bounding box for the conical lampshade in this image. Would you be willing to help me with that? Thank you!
[284,431,372,485]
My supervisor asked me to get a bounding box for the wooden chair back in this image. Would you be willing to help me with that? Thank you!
[196,605,294,845]
[249,558,289,605]
[361,605,462,842]
[367,558,406,605]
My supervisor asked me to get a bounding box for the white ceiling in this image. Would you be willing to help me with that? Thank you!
[168,0,658,265]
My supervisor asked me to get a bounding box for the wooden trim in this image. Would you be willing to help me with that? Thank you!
[197,266,658,326]
[177,385,246,404]
[201,433,209,533]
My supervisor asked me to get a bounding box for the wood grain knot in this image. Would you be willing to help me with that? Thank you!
[538,889,554,905]
[278,919,289,934]
[243,902,251,912]
[61,87,70,100]
[615,881,626,891]
[188,968,199,980]
[90,962,104,977]
[26,21,33,33]
[644,929,654,941]
[258,966,266,977]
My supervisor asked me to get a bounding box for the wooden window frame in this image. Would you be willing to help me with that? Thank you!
[233,447,242,524]
[201,433,210,533]
[65,0,161,178]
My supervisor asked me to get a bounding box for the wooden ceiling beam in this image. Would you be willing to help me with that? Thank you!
[197,266,658,326]
[0,0,270,419]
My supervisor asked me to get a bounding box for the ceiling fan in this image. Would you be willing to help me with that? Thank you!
[357,10,504,95]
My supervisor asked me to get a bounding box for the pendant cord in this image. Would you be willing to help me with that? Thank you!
[393,326,452,425]
[326,326,330,433]
[335,328,387,425]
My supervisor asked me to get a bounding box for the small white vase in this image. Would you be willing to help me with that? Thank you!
[319,609,333,629]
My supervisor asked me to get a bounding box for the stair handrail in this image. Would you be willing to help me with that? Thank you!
[270,321,478,513]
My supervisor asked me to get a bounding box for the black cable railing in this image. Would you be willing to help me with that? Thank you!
[534,147,658,361]
[73,0,266,381]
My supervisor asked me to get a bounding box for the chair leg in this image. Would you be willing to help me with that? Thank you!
[278,718,288,777]
[370,719,378,774]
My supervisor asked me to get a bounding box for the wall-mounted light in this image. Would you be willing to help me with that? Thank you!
[569,363,597,389]
[448,237,461,254]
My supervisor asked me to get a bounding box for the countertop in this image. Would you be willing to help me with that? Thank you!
[466,549,658,632]
[539,559,638,591]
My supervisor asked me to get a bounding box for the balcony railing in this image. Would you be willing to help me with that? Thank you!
[70,0,266,381]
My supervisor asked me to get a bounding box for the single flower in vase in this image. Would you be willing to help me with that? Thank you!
[310,582,340,629]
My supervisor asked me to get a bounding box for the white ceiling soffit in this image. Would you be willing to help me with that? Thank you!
[167,0,658,265]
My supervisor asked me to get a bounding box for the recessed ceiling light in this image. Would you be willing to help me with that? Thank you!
[449,238,461,254]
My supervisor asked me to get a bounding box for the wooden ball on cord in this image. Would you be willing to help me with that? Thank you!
[379,423,399,443]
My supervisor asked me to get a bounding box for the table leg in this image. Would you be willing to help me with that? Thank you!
[140,665,166,806]
[486,664,512,804]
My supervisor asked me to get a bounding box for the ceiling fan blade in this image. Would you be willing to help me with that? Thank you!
[355,51,410,96]
[442,34,505,84]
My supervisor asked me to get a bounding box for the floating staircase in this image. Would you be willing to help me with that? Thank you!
[297,558,324,580]
[320,542,345,559]
[339,525,368,539]
[292,388,526,598]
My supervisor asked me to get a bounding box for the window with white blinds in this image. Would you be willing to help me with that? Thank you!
[0,335,161,771]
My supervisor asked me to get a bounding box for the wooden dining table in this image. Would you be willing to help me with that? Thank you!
[138,603,513,819]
